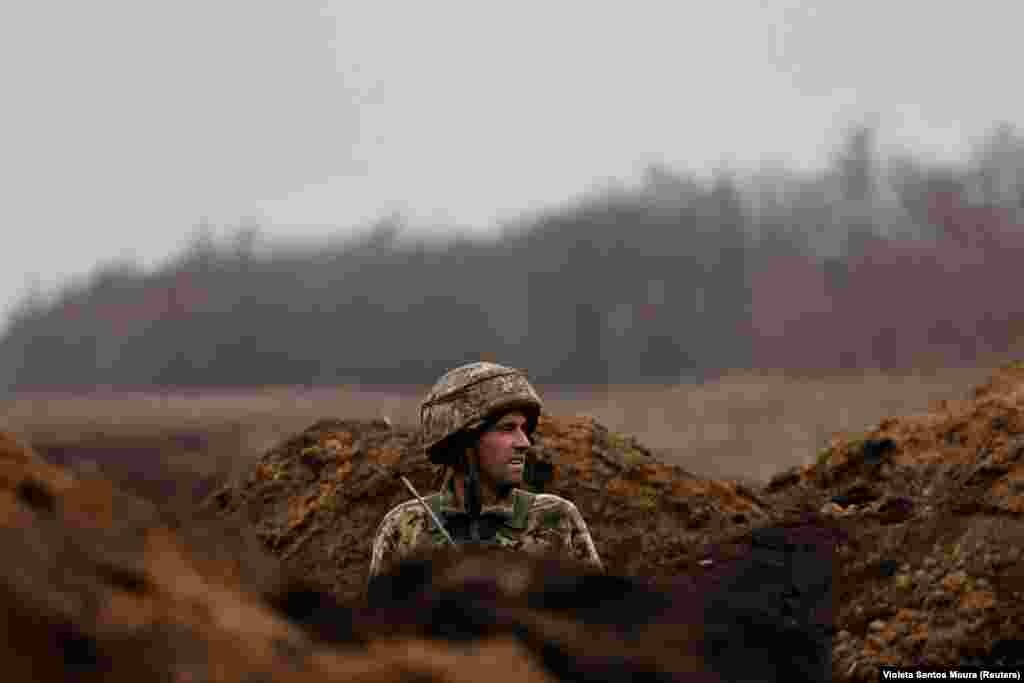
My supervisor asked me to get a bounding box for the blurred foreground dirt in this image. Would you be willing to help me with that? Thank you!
[0,430,566,682]
[0,425,828,682]
[4,364,1024,680]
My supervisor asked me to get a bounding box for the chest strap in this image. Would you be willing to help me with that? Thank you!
[508,488,535,530]
[422,493,448,545]
[423,489,536,542]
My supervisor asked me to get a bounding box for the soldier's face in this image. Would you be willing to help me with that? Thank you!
[473,410,531,489]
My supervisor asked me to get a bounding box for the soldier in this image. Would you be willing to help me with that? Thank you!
[367,362,603,582]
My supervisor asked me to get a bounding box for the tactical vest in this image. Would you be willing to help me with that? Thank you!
[423,488,536,547]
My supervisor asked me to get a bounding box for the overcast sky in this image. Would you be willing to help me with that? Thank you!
[2,1,1020,329]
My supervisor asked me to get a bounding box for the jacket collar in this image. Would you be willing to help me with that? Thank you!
[438,483,519,516]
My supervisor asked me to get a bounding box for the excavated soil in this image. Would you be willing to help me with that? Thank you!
[208,414,770,603]
[0,430,557,682]
[210,362,1024,680]
[762,360,1024,679]
[0,426,828,682]
[10,361,1024,681]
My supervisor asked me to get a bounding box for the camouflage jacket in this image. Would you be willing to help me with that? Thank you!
[368,486,604,580]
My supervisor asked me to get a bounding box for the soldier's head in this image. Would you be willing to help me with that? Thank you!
[420,362,542,490]
[465,409,532,488]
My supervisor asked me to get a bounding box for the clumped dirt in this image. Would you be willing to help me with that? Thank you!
[342,532,835,683]
[0,429,557,682]
[11,361,1024,681]
[209,414,770,603]
[0,424,830,683]
[211,361,1024,680]
[762,360,1024,679]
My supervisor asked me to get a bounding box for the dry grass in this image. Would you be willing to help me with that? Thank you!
[538,366,998,482]
[0,365,1000,485]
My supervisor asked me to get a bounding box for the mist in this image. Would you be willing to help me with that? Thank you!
[3,123,1023,391]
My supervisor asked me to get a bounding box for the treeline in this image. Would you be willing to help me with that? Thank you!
[3,124,1024,389]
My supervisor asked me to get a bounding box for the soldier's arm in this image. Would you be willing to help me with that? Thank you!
[367,508,407,583]
[564,501,605,572]
[367,520,393,582]
[367,503,432,585]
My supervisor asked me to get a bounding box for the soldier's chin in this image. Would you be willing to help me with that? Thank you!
[506,463,525,484]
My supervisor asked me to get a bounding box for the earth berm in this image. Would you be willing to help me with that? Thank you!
[4,363,1024,680]
[212,362,1024,679]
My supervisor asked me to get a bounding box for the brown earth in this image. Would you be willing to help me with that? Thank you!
[331,530,836,682]
[0,429,835,682]
[208,415,770,603]
[210,362,1024,680]
[205,413,838,681]
[7,362,1024,680]
[0,430,557,682]
[762,360,1024,678]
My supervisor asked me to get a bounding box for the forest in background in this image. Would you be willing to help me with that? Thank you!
[3,124,1024,390]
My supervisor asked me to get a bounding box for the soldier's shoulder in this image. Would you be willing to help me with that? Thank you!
[525,492,583,513]
[375,497,431,533]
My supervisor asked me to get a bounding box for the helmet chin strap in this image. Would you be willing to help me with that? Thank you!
[465,447,483,542]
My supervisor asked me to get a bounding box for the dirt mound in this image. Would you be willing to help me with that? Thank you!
[333,532,833,682]
[0,429,555,682]
[209,414,769,603]
[763,361,1024,678]
[204,364,1024,680]
[24,358,1024,680]
[0,421,831,683]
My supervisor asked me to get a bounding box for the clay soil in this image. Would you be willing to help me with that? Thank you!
[3,364,1024,681]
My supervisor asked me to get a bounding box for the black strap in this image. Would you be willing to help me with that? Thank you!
[422,490,535,544]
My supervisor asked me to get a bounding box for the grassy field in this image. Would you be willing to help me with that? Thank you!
[0,364,999,488]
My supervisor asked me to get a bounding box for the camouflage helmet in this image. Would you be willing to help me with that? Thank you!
[420,362,542,465]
